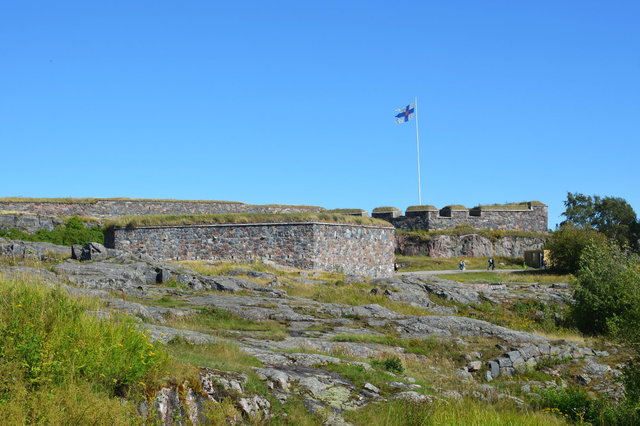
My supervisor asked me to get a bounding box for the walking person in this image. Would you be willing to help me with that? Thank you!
[488,257,495,270]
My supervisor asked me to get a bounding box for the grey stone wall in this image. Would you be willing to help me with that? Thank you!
[105,222,395,278]
[0,199,323,219]
[391,204,547,233]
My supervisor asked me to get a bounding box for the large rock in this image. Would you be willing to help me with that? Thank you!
[52,260,158,289]
[0,238,69,259]
[395,315,548,344]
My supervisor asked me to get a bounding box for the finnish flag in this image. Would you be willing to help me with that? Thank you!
[394,103,415,123]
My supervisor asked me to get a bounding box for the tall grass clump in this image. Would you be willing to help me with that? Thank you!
[0,275,170,422]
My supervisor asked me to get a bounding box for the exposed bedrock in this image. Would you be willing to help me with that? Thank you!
[396,233,546,258]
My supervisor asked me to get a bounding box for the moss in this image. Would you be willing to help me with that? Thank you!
[441,205,467,210]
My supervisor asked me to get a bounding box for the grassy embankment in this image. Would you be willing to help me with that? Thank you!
[105,212,391,229]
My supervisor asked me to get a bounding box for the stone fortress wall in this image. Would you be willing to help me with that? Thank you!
[371,202,548,233]
[0,198,548,273]
[0,198,323,219]
[105,222,396,278]
[0,198,547,233]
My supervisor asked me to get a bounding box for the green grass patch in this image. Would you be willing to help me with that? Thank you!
[105,212,391,229]
[438,271,573,285]
[283,280,434,316]
[166,306,288,340]
[166,341,262,371]
[331,334,463,359]
[345,397,566,425]
[320,362,397,393]
[397,255,525,271]
[0,216,104,246]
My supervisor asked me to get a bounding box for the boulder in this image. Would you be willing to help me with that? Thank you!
[79,242,110,261]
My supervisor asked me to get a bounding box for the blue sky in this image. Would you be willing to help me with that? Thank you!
[1,1,638,228]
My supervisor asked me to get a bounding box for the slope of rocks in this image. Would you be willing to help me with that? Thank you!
[0,240,625,425]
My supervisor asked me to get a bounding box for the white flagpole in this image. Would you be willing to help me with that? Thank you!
[414,96,422,205]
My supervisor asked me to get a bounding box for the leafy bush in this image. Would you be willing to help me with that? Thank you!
[572,241,640,335]
[372,356,405,375]
[0,276,170,421]
[536,387,638,425]
[545,225,608,273]
[0,216,104,246]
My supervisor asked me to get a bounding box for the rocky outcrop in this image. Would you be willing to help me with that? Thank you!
[0,238,70,259]
[396,233,546,258]
[0,212,64,233]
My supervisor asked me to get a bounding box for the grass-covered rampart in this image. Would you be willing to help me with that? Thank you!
[105,212,392,229]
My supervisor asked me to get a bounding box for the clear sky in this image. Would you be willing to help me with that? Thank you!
[2,1,639,228]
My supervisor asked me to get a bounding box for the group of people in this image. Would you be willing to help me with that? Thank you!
[458,257,496,271]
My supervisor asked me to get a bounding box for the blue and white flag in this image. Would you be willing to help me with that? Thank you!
[394,103,415,123]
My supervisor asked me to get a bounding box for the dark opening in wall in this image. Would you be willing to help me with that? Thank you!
[439,208,451,218]
[469,208,481,217]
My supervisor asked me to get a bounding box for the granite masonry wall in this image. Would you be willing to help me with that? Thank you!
[375,203,548,233]
[0,199,323,219]
[105,222,396,278]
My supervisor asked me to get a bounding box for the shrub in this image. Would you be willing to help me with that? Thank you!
[372,356,405,375]
[545,225,608,274]
[572,242,640,335]
[536,387,638,425]
[0,216,104,246]
[0,277,169,400]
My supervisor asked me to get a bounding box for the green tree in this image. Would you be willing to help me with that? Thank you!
[572,241,640,335]
[562,192,638,249]
[572,241,640,408]
[545,226,608,274]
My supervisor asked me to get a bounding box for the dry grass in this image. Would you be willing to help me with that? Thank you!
[372,206,401,213]
[0,197,242,204]
[474,201,546,210]
[406,205,438,211]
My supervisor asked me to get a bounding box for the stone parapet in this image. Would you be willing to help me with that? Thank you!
[105,222,395,278]
[385,203,547,233]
